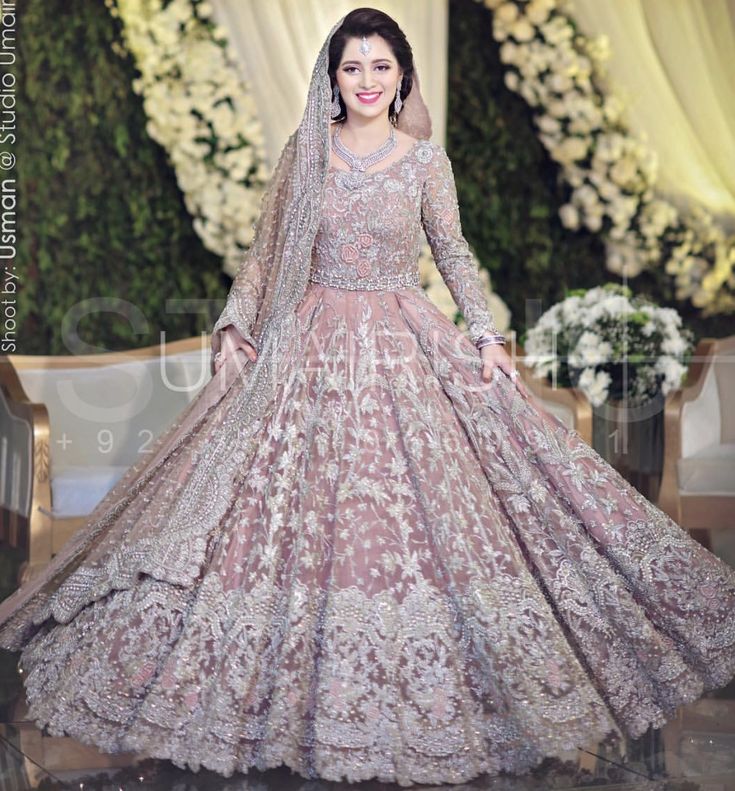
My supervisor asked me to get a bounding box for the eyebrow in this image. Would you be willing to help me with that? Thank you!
[340,58,392,66]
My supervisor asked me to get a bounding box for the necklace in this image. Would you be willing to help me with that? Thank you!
[331,123,397,190]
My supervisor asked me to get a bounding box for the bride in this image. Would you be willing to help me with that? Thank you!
[0,7,733,787]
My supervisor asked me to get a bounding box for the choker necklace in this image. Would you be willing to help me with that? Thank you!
[331,123,397,190]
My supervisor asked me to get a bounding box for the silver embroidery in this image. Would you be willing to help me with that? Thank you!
[2,139,735,787]
[310,140,501,343]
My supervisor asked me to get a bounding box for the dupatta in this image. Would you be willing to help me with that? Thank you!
[0,13,433,649]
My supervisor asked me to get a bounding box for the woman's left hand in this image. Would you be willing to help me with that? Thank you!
[479,343,530,399]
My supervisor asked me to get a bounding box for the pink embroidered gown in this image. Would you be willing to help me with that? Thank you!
[2,139,735,787]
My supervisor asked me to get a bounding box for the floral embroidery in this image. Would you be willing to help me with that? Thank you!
[308,139,502,344]
[2,140,734,789]
[340,243,359,263]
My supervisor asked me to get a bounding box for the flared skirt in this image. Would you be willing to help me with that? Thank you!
[5,282,735,786]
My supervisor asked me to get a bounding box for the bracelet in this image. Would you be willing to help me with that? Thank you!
[475,333,505,349]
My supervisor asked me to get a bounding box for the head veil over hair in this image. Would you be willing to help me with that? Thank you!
[212,12,433,365]
[0,14,433,649]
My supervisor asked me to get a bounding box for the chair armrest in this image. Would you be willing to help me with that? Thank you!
[657,337,720,520]
[515,344,593,445]
[2,335,210,578]
[0,356,52,565]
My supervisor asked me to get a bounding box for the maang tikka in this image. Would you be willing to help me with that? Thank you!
[331,35,403,120]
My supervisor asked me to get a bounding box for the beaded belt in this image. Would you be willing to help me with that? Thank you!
[308,267,421,291]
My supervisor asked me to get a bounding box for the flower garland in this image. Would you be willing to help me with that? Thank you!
[476,0,735,316]
[522,282,695,407]
[106,0,269,278]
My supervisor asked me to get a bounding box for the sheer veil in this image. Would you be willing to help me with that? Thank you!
[213,13,433,359]
[0,14,433,649]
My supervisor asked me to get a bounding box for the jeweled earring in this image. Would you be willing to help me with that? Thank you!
[331,84,342,119]
[394,76,403,114]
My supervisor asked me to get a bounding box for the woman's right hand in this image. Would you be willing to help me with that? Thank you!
[213,324,258,374]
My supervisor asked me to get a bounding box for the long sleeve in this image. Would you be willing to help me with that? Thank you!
[210,250,264,357]
[210,131,297,360]
[420,145,501,345]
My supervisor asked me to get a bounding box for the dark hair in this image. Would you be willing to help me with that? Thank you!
[328,8,415,124]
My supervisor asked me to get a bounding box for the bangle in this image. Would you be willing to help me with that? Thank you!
[475,333,505,349]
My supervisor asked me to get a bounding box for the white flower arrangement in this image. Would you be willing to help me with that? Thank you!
[477,0,735,316]
[418,243,511,333]
[105,0,270,277]
[522,282,695,407]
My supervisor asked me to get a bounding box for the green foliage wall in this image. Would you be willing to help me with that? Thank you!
[447,0,731,341]
[15,0,228,355]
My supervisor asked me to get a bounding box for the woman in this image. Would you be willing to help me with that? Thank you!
[0,7,733,787]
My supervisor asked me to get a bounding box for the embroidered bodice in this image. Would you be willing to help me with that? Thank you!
[309,139,500,343]
[211,139,500,350]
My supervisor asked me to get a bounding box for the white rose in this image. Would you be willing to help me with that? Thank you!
[510,19,535,42]
[504,71,521,91]
[537,114,561,134]
[519,82,538,105]
[608,225,628,241]
[574,184,598,208]
[661,335,687,355]
[608,196,637,225]
[584,213,603,232]
[568,116,594,135]
[598,180,621,201]
[493,20,510,41]
[527,48,547,73]
[548,73,573,94]
[595,133,625,162]
[559,204,580,229]
[166,0,192,23]
[552,136,589,165]
[496,3,519,24]
[578,368,611,407]
[527,1,552,26]
[541,17,573,46]
[609,156,638,187]
[547,99,567,118]
[561,297,581,322]
[499,41,519,64]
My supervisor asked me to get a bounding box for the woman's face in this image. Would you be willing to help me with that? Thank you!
[335,34,402,123]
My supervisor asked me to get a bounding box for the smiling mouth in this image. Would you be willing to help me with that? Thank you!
[357,92,382,102]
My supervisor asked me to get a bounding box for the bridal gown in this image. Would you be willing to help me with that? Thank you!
[1,138,734,787]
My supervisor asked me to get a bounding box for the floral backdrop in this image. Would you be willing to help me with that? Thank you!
[104,0,735,329]
[477,0,734,316]
[107,0,270,277]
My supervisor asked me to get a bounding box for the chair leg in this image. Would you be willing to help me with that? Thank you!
[577,745,599,773]
[661,711,683,778]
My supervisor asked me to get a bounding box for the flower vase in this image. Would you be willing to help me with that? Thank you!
[591,390,666,502]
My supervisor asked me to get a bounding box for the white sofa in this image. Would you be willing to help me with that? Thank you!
[658,335,735,551]
[0,336,211,583]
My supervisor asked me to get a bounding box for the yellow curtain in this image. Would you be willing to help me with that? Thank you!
[573,0,735,232]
